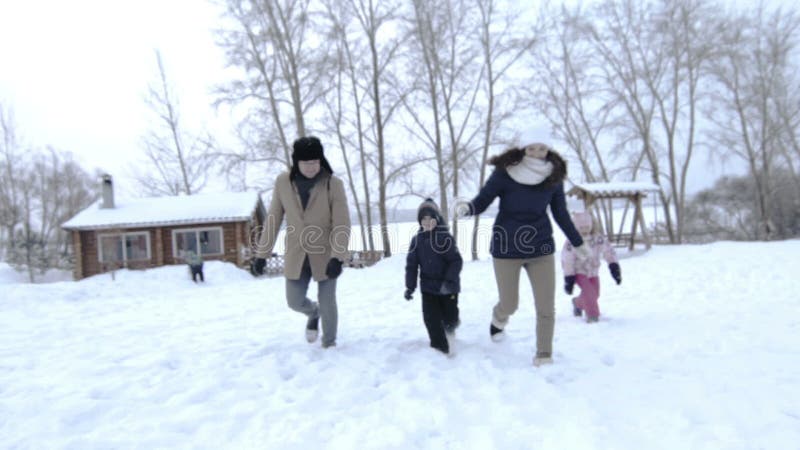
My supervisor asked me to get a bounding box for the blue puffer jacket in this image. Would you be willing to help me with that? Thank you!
[468,169,583,259]
[405,226,463,295]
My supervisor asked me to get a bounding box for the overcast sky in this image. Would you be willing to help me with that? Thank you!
[0,0,230,197]
[2,0,785,199]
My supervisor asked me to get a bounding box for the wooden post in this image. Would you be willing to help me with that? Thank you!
[635,193,651,249]
[629,194,639,251]
[583,192,595,210]
[72,231,83,280]
[154,228,164,266]
[236,222,244,266]
[590,204,603,235]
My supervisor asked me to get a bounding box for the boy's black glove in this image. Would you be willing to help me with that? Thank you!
[404,289,413,301]
[325,257,343,279]
[609,263,622,285]
[564,275,576,295]
[252,258,266,275]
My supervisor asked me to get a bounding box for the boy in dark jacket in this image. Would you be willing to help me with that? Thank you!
[405,198,463,355]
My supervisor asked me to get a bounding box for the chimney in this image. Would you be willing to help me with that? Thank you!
[101,174,115,209]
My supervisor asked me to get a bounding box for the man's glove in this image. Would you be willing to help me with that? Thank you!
[325,257,344,279]
[564,275,576,295]
[404,289,413,301]
[252,258,266,276]
[609,263,622,285]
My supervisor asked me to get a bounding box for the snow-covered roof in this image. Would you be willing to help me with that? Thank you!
[568,182,661,197]
[62,192,263,230]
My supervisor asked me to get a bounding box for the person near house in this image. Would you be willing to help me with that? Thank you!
[252,136,351,349]
[456,142,591,366]
[561,210,622,323]
[184,249,204,283]
[404,198,463,355]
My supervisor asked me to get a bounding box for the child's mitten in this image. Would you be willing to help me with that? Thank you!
[404,289,414,301]
[564,275,576,294]
[609,263,622,285]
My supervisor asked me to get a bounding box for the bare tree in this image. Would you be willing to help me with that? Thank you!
[349,0,406,257]
[135,50,217,196]
[53,154,98,256]
[708,5,800,240]
[5,147,95,282]
[686,169,800,241]
[215,0,332,190]
[403,0,447,230]
[534,5,609,182]
[0,103,22,259]
[531,3,619,236]
[8,163,38,282]
[584,0,679,242]
[774,80,800,190]
[406,0,486,241]
[320,0,370,250]
[771,35,800,216]
[471,0,537,260]
[645,0,717,243]
[1,103,96,276]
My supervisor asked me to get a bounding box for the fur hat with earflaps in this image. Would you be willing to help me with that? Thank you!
[290,136,334,179]
[417,198,443,225]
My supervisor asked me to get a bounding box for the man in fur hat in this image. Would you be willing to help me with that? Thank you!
[253,136,351,348]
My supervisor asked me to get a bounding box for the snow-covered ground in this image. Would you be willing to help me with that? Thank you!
[0,262,73,285]
[1,233,799,449]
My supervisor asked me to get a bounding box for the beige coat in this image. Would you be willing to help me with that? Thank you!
[257,171,351,281]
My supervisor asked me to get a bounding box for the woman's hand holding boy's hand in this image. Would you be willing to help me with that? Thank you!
[454,201,471,218]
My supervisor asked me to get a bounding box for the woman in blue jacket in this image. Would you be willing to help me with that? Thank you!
[458,143,590,366]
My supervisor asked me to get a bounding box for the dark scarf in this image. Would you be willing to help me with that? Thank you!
[294,171,322,210]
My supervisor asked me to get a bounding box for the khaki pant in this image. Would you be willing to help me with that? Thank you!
[492,254,556,355]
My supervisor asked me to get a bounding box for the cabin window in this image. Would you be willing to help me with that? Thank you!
[172,227,224,258]
[97,232,151,263]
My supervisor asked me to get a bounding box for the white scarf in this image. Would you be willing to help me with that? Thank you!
[506,156,554,185]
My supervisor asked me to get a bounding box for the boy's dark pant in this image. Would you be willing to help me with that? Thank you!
[190,264,204,282]
[421,293,460,353]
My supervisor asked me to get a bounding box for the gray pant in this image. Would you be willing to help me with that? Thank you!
[492,254,556,355]
[285,258,338,346]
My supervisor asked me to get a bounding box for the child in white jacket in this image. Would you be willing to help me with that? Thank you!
[561,211,621,322]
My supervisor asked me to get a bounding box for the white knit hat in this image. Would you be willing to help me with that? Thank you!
[518,126,550,148]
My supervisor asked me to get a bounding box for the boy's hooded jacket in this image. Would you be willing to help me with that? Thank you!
[405,225,463,295]
[405,198,462,295]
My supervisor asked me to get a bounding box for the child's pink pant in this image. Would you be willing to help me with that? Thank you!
[574,274,601,318]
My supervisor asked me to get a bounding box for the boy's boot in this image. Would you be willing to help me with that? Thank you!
[444,319,461,337]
